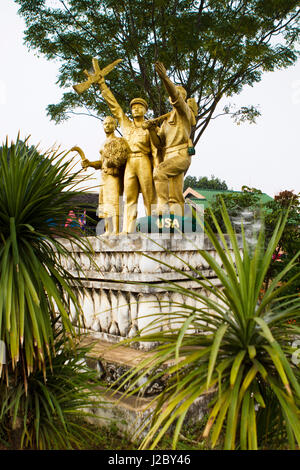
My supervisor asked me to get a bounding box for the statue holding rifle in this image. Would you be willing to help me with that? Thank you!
[96,79,160,233]
[73,56,159,233]
[143,62,197,216]
[73,58,197,232]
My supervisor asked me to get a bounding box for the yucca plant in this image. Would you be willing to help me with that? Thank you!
[0,323,104,450]
[0,136,92,385]
[116,201,300,450]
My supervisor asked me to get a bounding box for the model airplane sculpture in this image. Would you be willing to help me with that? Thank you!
[73,58,122,94]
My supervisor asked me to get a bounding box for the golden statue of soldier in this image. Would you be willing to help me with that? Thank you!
[97,80,160,234]
[73,58,197,232]
[74,57,159,233]
[143,62,197,216]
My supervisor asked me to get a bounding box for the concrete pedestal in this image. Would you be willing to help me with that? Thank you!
[57,233,238,437]
[59,233,231,349]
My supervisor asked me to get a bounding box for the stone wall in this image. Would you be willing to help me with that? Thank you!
[58,233,237,349]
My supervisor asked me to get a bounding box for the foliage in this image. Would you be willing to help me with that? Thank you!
[205,188,300,297]
[15,0,300,144]
[255,383,293,449]
[0,327,104,450]
[0,137,92,385]
[204,187,263,232]
[0,139,40,163]
[0,136,106,450]
[183,175,228,192]
[264,191,300,296]
[116,201,300,450]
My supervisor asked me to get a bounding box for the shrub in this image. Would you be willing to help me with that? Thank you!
[0,137,92,381]
[0,326,103,450]
[117,201,300,450]
[0,136,100,449]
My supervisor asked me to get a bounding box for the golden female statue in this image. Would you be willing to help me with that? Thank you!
[75,116,130,235]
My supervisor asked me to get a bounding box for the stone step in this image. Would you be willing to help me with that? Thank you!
[79,334,157,368]
[79,334,170,395]
[86,384,214,441]
[79,334,215,440]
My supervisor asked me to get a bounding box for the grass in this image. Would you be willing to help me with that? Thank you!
[0,420,133,451]
[0,414,215,450]
[84,417,223,450]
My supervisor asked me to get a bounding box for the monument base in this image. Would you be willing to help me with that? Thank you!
[58,234,229,349]
[57,233,240,438]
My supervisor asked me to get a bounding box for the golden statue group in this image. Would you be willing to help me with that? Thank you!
[72,59,197,235]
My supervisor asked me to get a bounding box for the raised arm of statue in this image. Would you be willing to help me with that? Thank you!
[155,62,188,116]
[98,77,129,128]
[155,62,178,100]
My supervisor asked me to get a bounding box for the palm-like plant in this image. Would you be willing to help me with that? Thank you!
[117,201,300,450]
[0,325,102,450]
[0,137,91,385]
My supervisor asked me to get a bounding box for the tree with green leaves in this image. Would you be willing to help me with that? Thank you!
[205,188,300,296]
[184,174,228,191]
[16,0,300,145]
[0,139,86,381]
[205,186,263,230]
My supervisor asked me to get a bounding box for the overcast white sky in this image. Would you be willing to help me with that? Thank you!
[1,1,300,200]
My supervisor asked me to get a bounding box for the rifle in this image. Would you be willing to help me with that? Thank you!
[142,112,171,130]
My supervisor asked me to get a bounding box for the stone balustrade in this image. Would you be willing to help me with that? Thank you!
[57,233,240,349]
